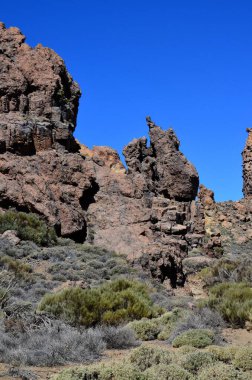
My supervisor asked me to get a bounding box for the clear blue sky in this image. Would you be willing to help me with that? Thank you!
[1,0,252,201]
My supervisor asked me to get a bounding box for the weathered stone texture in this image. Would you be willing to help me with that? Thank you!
[243,128,252,198]
[0,22,80,155]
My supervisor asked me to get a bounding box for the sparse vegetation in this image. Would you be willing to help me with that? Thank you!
[38,278,163,327]
[0,210,57,246]
[172,329,214,348]
[206,282,252,327]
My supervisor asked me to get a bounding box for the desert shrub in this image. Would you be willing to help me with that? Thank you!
[129,346,173,371]
[168,307,224,344]
[199,256,252,286]
[129,310,182,341]
[180,351,216,374]
[176,345,198,355]
[207,282,252,327]
[144,363,193,380]
[172,329,214,348]
[232,347,252,371]
[207,345,237,363]
[54,362,144,380]
[0,210,57,246]
[198,363,250,380]
[0,256,32,278]
[38,279,162,327]
[128,318,161,340]
[99,325,138,349]
[0,319,106,366]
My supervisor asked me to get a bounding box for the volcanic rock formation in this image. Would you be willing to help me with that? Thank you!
[1,23,252,286]
[243,128,252,198]
[0,22,80,155]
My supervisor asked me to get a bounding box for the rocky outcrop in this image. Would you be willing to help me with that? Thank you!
[1,23,252,287]
[0,23,80,155]
[242,128,252,198]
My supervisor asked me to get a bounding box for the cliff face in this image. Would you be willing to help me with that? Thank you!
[0,23,80,154]
[0,23,252,287]
[243,128,252,198]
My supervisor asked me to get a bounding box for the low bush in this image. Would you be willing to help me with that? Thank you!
[207,345,237,363]
[128,310,182,341]
[54,362,144,380]
[207,282,252,327]
[232,347,252,371]
[172,329,214,348]
[0,210,57,246]
[0,320,105,366]
[0,256,32,278]
[180,351,216,374]
[129,346,173,371]
[38,278,163,327]
[168,307,224,344]
[99,325,138,349]
[197,363,250,380]
[144,363,193,380]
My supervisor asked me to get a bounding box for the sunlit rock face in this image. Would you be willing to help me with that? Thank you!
[243,128,252,198]
[0,22,80,155]
[2,22,252,287]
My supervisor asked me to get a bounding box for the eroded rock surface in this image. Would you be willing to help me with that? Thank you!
[0,22,80,155]
[1,23,252,287]
[243,128,252,198]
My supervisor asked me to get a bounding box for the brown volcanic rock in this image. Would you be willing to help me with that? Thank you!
[0,151,95,240]
[242,128,252,198]
[0,22,80,155]
[5,23,252,287]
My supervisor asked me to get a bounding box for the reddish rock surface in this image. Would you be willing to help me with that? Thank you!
[0,22,80,155]
[1,23,252,286]
[243,128,252,198]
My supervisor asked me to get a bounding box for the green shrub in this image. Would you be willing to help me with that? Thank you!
[207,345,237,363]
[176,345,198,355]
[38,279,162,327]
[0,256,32,278]
[144,363,193,380]
[233,347,252,371]
[128,319,160,340]
[128,310,182,341]
[172,329,214,348]
[53,362,144,380]
[198,363,250,380]
[129,346,173,371]
[0,210,57,246]
[207,282,252,327]
[180,351,216,374]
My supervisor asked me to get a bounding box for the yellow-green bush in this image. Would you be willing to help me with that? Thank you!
[0,256,32,278]
[207,282,252,327]
[198,363,250,380]
[172,329,214,348]
[232,347,252,371]
[144,363,193,380]
[53,362,144,380]
[38,279,162,327]
[128,310,182,341]
[0,210,57,246]
[207,345,237,363]
[180,351,216,374]
[129,346,173,371]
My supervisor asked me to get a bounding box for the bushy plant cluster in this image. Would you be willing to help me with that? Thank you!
[0,210,57,246]
[0,317,137,366]
[172,329,214,348]
[128,309,183,341]
[206,282,252,327]
[199,256,252,286]
[38,278,163,327]
[54,344,252,380]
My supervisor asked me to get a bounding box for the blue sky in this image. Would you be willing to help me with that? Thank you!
[1,0,252,201]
